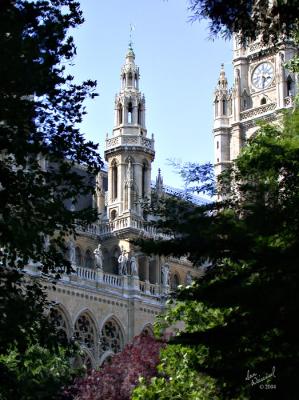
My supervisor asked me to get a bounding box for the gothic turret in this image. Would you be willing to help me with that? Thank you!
[213,64,231,176]
[104,45,155,221]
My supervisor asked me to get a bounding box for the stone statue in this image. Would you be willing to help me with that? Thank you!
[68,239,75,264]
[186,271,192,286]
[94,244,103,270]
[161,264,170,286]
[118,250,128,275]
[130,255,138,277]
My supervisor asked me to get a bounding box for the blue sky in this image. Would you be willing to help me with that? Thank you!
[69,0,232,188]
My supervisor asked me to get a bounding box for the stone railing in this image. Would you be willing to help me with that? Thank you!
[85,215,170,240]
[240,103,276,121]
[139,281,146,293]
[105,134,154,152]
[75,266,162,300]
[103,272,123,287]
[76,266,96,281]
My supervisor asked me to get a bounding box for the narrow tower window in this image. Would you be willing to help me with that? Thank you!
[128,72,133,87]
[138,103,142,125]
[286,76,293,96]
[222,99,227,115]
[215,100,219,117]
[217,141,219,149]
[134,74,138,88]
[112,161,118,200]
[142,162,147,198]
[118,104,123,124]
[128,102,133,124]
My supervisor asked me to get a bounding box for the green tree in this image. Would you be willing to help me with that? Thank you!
[135,109,299,399]
[187,0,299,43]
[0,1,101,397]
[0,0,102,274]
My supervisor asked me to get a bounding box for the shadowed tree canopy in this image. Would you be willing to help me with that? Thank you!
[0,0,102,273]
[188,0,299,43]
[137,109,299,399]
[0,1,102,398]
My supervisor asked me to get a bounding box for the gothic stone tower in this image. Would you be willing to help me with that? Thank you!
[104,44,155,221]
[213,37,298,175]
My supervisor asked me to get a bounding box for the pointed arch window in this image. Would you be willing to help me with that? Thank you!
[100,319,124,355]
[85,249,94,269]
[118,103,123,125]
[138,103,142,125]
[215,99,219,117]
[128,102,133,124]
[261,97,267,105]
[128,72,133,87]
[142,162,147,198]
[74,313,96,351]
[49,308,69,343]
[222,99,227,115]
[112,161,118,200]
[75,246,82,266]
[286,76,293,96]
[134,73,138,88]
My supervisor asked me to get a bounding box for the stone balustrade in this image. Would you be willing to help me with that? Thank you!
[103,272,123,287]
[77,266,96,281]
[105,134,154,152]
[76,215,170,240]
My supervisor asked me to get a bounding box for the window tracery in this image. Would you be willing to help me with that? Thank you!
[74,313,96,351]
[49,308,68,342]
[100,319,123,355]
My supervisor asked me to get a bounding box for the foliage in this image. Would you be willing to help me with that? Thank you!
[187,0,299,43]
[132,345,219,400]
[0,343,77,400]
[0,268,79,400]
[0,1,100,397]
[0,0,102,274]
[137,109,299,399]
[65,334,165,400]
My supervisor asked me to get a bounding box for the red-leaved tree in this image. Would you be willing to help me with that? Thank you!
[64,334,165,400]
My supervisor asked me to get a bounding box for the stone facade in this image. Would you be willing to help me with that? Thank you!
[26,45,202,369]
[214,37,298,175]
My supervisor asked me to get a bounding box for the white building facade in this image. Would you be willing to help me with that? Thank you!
[28,46,202,369]
[214,37,298,174]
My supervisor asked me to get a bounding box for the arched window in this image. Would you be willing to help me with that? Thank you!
[142,162,147,198]
[100,319,124,355]
[75,246,82,266]
[128,102,133,124]
[128,72,133,87]
[215,99,219,117]
[74,313,96,351]
[138,103,142,125]
[222,99,227,115]
[85,249,93,269]
[261,97,267,105]
[111,209,117,220]
[122,74,125,88]
[49,308,69,343]
[287,76,293,96]
[171,274,180,290]
[112,161,118,200]
[118,103,123,124]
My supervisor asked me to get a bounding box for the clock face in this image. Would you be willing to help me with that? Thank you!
[252,62,274,89]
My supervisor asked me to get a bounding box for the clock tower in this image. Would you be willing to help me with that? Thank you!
[213,37,298,176]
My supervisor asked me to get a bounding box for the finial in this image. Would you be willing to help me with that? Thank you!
[129,23,135,50]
